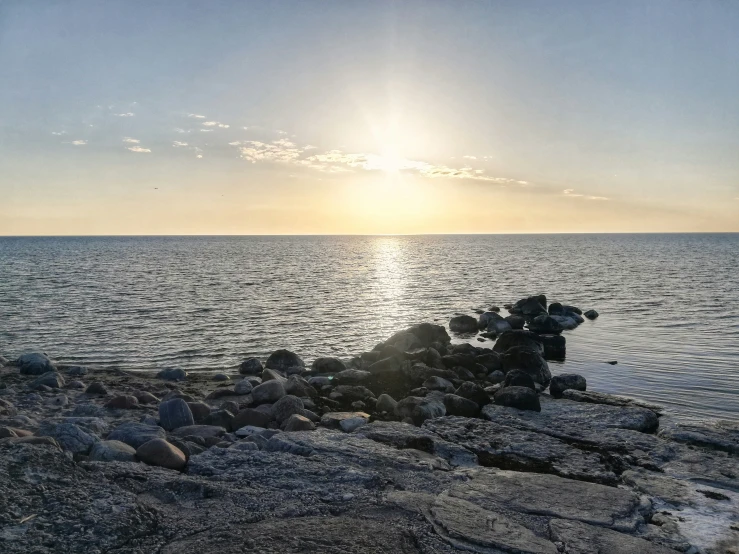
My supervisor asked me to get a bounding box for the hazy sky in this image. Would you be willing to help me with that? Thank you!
[1,1,738,235]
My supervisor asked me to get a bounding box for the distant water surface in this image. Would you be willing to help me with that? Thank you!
[1,234,737,422]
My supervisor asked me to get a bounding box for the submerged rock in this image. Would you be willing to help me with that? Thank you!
[449,315,478,333]
[17,353,55,375]
[584,309,599,320]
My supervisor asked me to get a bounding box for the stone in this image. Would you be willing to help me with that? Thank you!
[487,370,505,384]
[478,311,505,329]
[284,374,315,397]
[454,382,490,406]
[187,401,211,423]
[213,373,230,381]
[332,385,375,402]
[320,412,370,431]
[494,386,541,411]
[251,380,286,405]
[503,369,536,390]
[234,379,253,395]
[500,346,551,387]
[505,314,526,329]
[105,395,139,409]
[311,357,346,373]
[584,309,599,320]
[239,357,263,375]
[133,391,159,404]
[107,422,166,448]
[30,371,65,390]
[158,398,195,431]
[17,353,55,375]
[375,393,397,413]
[443,394,479,417]
[204,409,234,430]
[395,396,446,425]
[270,395,304,424]
[548,302,564,315]
[422,376,455,392]
[474,352,502,372]
[157,368,187,381]
[540,334,566,360]
[36,422,97,454]
[265,349,305,372]
[171,425,226,439]
[261,367,287,383]
[449,314,478,333]
[550,315,579,330]
[282,414,316,432]
[549,373,587,397]
[332,369,371,385]
[89,440,137,462]
[528,314,563,334]
[232,408,271,430]
[492,329,543,354]
[136,438,186,470]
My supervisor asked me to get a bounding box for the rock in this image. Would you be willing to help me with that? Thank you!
[270,395,304,424]
[251,380,286,405]
[443,394,479,417]
[66,365,87,376]
[261,367,287,383]
[549,373,587,397]
[584,309,599,320]
[239,357,263,375]
[395,396,446,425]
[560,389,664,413]
[205,387,236,400]
[511,296,547,316]
[500,346,551,387]
[265,349,305,372]
[503,369,536,390]
[454,382,490,406]
[504,314,526,329]
[187,401,211,423]
[30,371,65,390]
[494,386,541,411]
[213,373,230,382]
[136,438,186,470]
[106,422,166,448]
[133,391,159,404]
[66,380,85,390]
[548,519,678,554]
[375,393,397,413]
[171,425,226,439]
[492,330,543,354]
[478,311,505,329]
[156,368,187,381]
[36,422,97,454]
[232,408,271,430]
[17,353,55,375]
[284,374,315,397]
[320,412,370,431]
[550,315,579,330]
[233,379,253,395]
[528,314,563,334]
[307,375,332,389]
[548,302,564,315]
[540,334,566,360]
[658,419,739,455]
[204,409,234,430]
[384,330,423,351]
[449,314,478,333]
[105,395,139,409]
[332,369,370,385]
[311,357,346,373]
[282,414,316,432]
[158,398,195,431]
[487,370,505,384]
[421,376,455,392]
[85,381,108,395]
[474,352,502,372]
[89,440,137,462]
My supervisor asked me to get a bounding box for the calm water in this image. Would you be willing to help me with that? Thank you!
[1,234,737,422]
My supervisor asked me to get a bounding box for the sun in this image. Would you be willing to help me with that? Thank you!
[371,149,406,173]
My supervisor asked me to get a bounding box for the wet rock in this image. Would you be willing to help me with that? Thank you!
[494,386,541,411]
[271,395,304,424]
[548,302,564,315]
[187,401,211,423]
[30,371,65,390]
[136,438,186,470]
[105,395,139,409]
[550,315,579,330]
[158,398,195,431]
[36,422,97,454]
[500,346,551,387]
[375,393,397,413]
[17,353,55,375]
[266,349,305,373]
[492,329,543,354]
[157,368,187,381]
[251,380,286,405]
[528,314,563,334]
[311,357,346,373]
[505,314,526,329]
[549,373,587,397]
[503,369,536,390]
[233,379,253,395]
[213,373,230,382]
[474,352,502,372]
[478,311,505,329]
[540,333,566,360]
[232,408,271,430]
[548,519,677,554]
[89,440,137,462]
[443,394,479,417]
[584,309,599,320]
[510,296,548,316]
[282,414,316,431]
[449,315,478,333]
[239,357,263,375]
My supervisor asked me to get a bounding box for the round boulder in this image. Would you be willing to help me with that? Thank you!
[266,349,305,372]
[251,380,286,405]
[89,440,137,462]
[494,386,541,412]
[239,357,264,375]
[549,373,587,398]
[311,357,346,374]
[271,395,304,424]
[17,353,55,375]
[136,439,186,470]
[449,315,478,333]
[503,369,536,390]
[158,398,194,431]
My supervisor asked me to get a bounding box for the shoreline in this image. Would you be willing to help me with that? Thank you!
[1,296,738,552]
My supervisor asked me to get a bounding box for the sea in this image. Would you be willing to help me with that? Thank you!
[1,234,737,422]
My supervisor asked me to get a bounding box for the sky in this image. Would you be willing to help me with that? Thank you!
[1,0,738,235]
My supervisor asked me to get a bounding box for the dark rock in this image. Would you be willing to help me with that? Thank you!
[500,346,551,387]
[549,519,678,554]
[527,314,563,334]
[395,396,446,425]
[504,314,526,329]
[204,409,235,430]
[157,368,187,381]
[36,422,97,453]
[270,395,304,424]
[107,422,166,448]
[492,330,543,354]
[584,309,599,320]
[494,386,541,411]
[475,352,502,372]
[284,374,316,397]
[239,357,263,375]
[283,414,316,431]
[375,393,397,413]
[550,315,579,329]
[234,379,253,395]
[158,398,195,431]
[320,411,370,432]
[332,369,371,385]
[510,296,547,316]
[503,369,536,390]
[261,367,287,383]
[422,376,455,393]
[266,349,305,372]
[133,391,159,404]
[29,371,65,390]
[232,408,271,430]
[332,385,375,403]
[105,395,139,409]
[487,370,505,384]
[85,381,108,395]
[549,374,587,397]
[548,302,564,315]
[187,401,211,423]
[213,373,230,382]
[540,334,566,360]
[89,440,137,462]
[443,394,479,417]
[311,357,346,373]
[454,382,490,406]
[17,353,55,375]
[136,438,186,470]
[251,380,286,405]
[449,315,478,333]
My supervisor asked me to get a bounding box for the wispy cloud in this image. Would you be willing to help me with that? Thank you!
[122,137,140,144]
[202,121,230,128]
[127,146,151,153]
[200,129,213,133]
[463,155,477,160]
[172,141,188,147]
[563,189,609,201]
[174,128,192,134]
[51,131,66,136]
[114,112,135,117]
[71,140,87,146]
[188,114,206,119]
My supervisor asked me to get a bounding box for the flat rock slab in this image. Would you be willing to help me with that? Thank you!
[658,419,739,455]
[561,389,665,414]
[549,518,678,554]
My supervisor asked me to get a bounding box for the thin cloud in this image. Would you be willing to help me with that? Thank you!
[200,129,213,133]
[463,155,477,160]
[51,131,66,136]
[114,112,135,117]
[174,128,192,134]
[202,121,230,128]
[127,146,151,153]
[122,137,140,144]
[172,141,188,147]
[188,114,206,119]
[71,140,87,146]
[564,189,609,200]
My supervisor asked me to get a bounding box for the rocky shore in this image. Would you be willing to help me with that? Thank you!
[1,294,737,553]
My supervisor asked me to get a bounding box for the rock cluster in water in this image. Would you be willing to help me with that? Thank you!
[0,294,737,553]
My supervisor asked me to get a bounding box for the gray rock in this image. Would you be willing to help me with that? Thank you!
[487,370,505,384]
[375,393,397,413]
[66,365,88,376]
[230,440,260,451]
[320,412,370,431]
[282,414,316,432]
[264,435,314,456]
[36,422,97,454]
[107,421,166,448]
[332,369,371,385]
[265,349,305,372]
[422,376,455,393]
[48,394,69,407]
[331,385,375,403]
[549,519,677,553]
[270,395,304,424]
[66,380,86,390]
[658,419,739,455]
[561,389,663,413]
[395,395,446,425]
[158,398,195,431]
[454,381,490,406]
[261,367,287,383]
[284,374,315,397]
[449,314,478,333]
[213,373,230,382]
[311,357,346,373]
[307,376,331,388]
[232,408,271,429]
[503,369,536,390]
[494,386,541,411]
[549,373,587,397]
[251,380,286,405]
[85,381,108,395]
[203,409,234,430]
[157,368,187,381]
[584,309,599,320]
[187,401,211,423]
[30,371,65,390]
[443,394,479,417]
[136,438,186,470]
[233,379,253,395]
[239,357,263,375]
[17,353,55,375]
[89,440,137,462]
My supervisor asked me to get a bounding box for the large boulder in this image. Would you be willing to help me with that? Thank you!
[17,353,55,376]
[503,369,536,390]
[265,349,305,372]
[527,314,563,334]
[404,323,451,347]
[89,440,137,462]
[540,334,566,360]
[29,371,65,389]
[158,398,195,431]
[449,315,478,333]
[270,395,304,424]
[510,295,547,316]
[500,346,552,387]
[492,330,543,355]
[311,357,346,373]
[251,380,286,405]
[443,394,480,417]
[494,386,541,412]
[549,374,587,398]
[107,422,166,448]
[239,357,263,375]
